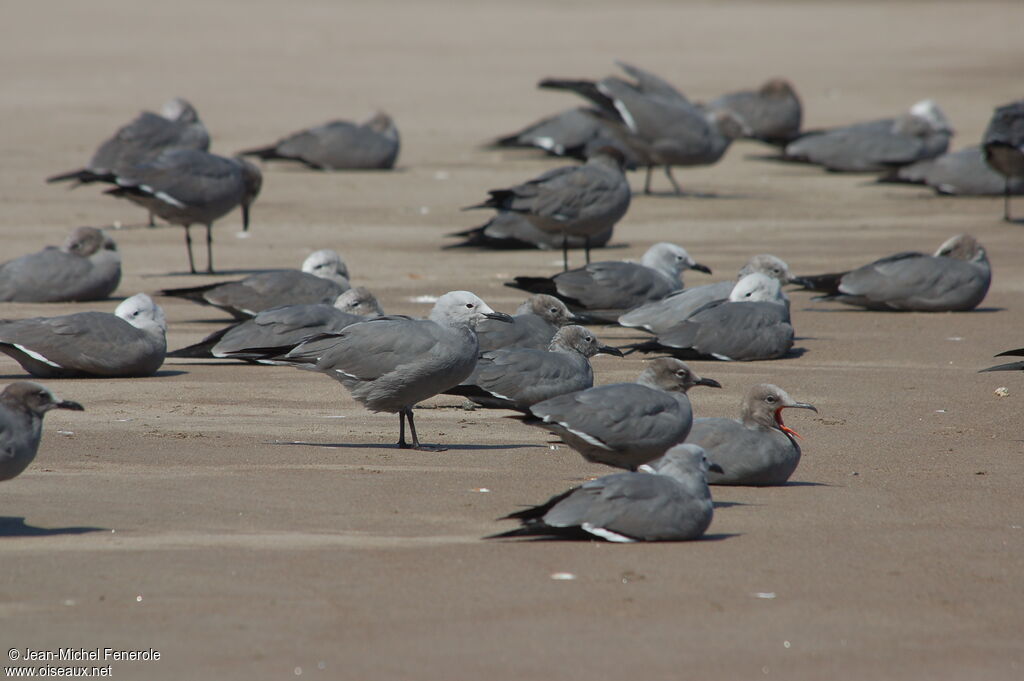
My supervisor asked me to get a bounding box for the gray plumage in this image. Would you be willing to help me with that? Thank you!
[476,294,578,352]
[619,254,799,333]
[487,444,717,542]
[540,62,747,194]
[625,273,793,361]
[982,99,1024,221]
[262,291,513,450]
[159,250,350,320]
[0,293,167,378]
[506,242,712,323]
[444,211,614,252]
[467,148,631,269]
[522,357,721,470]
[445,325,622,409]
[0,382,84,483]
[708,78,802,146]
[783,99,952,172]
[240,111,399,170]
[878,146,1024,196]
[46,97,210,186]
[101,148,263,273]
[980,347,1024,373]
[0,227,121,302]
[659,383,817,486]
[492,107,639,164]
[167,287,383,360]
[795,234,991,311]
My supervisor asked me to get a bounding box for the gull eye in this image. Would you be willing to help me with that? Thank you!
[585,336,593,342]
[549,307,558,314]
[675,370,687,378]
[465,303,474,309]
[765,395,776,403]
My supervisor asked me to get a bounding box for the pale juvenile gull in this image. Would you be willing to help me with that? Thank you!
[98,148,262,274]
[540,61,748,194]
[240,112,400,170]
[0,293,167,378]
[167,287,383,361]
[0,227,121,302]
[624,273,794,361]
[794,234,990,312]
[708,78,803,146]
[486,444,719,542]
[506,242,711,323]
[0,382,84,483]
[782,99,952,172]
[980,348,1024,373]
[465,147,631,270]
[651,383,817,486]
[518,357,720,470]
[444,212,614,252]
[476,294,579,352]
[619,254,805,333]
[981,99,1024,221]
[877,146,1024,196]
[159,249,349,320]
[444,325,623,409]
[257,291,512,450]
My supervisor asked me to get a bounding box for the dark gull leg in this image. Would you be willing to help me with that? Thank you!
[183,224,196,274]
[562,232,569,272]
[664,165,682,195]
[643,165,653,195]
[584,235,591,265]
[205,223,215,273]
[1005,178,1012,222]
[404,407,446,452]
[397,410,409,448]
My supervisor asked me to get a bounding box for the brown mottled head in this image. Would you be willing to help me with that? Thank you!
[0,382,84,415]
[934,234,985,263]
[636,358,722,393]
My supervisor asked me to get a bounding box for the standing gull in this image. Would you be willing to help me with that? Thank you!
[540,61,747,195]
[1,227,121,302]
[486,444,719,542]
[518,357,720,470]
[99,148,262,274]
[240,112,400,170]
[0,382,84,483]
[708,78,803,146]
[465,147,631,270]
[476,294,578,352]
[782,100,952,172]
[444,325,622,409]
[159,250,349,319]
[619,254,803,333]
[794,234,990,311]
[506,242,711,323]
[167,286,383,361]
[0,293,167,378]
[259,291,512,450]
[624,273,794,362]
[652,383,817,486]
[982,99,1024,221]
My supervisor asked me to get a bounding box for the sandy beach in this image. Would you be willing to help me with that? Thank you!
[2,1,1023,678]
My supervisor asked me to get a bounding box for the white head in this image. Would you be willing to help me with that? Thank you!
[115,293,167,335]
[641,243,712,280]
[909,99,953,134]
[161,97,199,123]
[302,249,349,284]
[641,443,720,487]
[429,291,512,328]
[729,272,786,304]
[333,286,383,316]
[738,254,793,283]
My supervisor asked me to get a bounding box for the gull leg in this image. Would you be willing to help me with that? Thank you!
[562,232,569,272]
[584,235,591,264]
[184,225,196,274]
[205,223,215,273]
[644,165,653,195]
[1005,178,1012,222]
[665,165,683,195]
[397,410,409,448]
[406,407,446,452]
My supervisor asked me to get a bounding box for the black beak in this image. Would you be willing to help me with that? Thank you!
[690,263,712,275]
[785,402,818,413]
[708,463,724,474]
[484,311,514,323]
[695,377,722,389]
[242,203,251,232]
[597,344,624,358]
[57,400,85,412]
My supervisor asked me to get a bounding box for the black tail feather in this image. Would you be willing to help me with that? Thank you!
[791,272,848,295]
[237,145,285,160]
[538,78,618,119]
[46,168,116,185]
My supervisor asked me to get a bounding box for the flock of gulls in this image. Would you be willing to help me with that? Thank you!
[2,62,1023,543]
